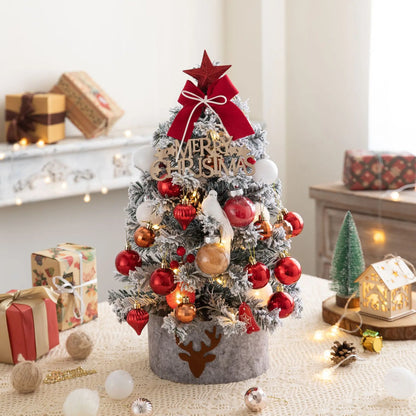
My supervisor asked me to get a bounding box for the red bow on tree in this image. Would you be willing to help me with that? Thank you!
[167,75,255,144]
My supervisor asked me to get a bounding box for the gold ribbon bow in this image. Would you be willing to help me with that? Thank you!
[0,287,58,364]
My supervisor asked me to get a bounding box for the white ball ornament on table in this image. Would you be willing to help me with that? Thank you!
[384,367,416,400]
[247,283,274,307]
[253,158,278,185]
[133,145,155,172]
[244,387,267,412]
[63,389,100,416]
[105,370,134,400]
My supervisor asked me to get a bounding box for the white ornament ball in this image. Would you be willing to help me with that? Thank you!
[105,370,134,400]
[384,367,416,399]
[247,283,274,307]
[244,387,267,412]
[133,145,155,172]
[136,200,163,226]
[253,159,278,185]
[63,389,99,416]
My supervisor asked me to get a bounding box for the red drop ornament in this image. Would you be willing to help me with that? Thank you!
[245,261,270,289]
[150,267,177,295]
[224,190,255,227]
[115,249,142,276]
[126,307,149,335]
[274,256,302,285]
[174,203,196,230]
[238,302,260,334]
[157,177,182,198]
[267,291,294,318]
[283,211,304,237]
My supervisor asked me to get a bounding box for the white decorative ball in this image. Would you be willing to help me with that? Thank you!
[253,159,278,185]
[105,370,134,400]
[133,145,155,172]
[246,283,274,307]
[384,367,416,399]
[136,200,163,226]
[63,389,99,416]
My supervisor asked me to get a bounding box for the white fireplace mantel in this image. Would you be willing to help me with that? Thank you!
[0,130,152,208]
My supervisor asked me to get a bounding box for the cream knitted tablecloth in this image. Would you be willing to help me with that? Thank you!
[1,275,416,416]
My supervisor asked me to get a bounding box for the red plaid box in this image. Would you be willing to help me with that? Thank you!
[343,150,416,190]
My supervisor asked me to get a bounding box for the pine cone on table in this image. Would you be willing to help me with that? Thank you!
[330,340,356,367]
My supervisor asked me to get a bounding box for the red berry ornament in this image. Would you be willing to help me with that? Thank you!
[247,157,256,165]
[150,268,177,295]
[267,291,294,318]
[283,211,304,237]
[126,307,149,335]
[177,246,186,257]
[170,260,180,270]
[245,261,270,289]
[186,254,195,263]
[174,203,196,230]
[223,190,255,227]
[274,256,302,285]
[157,177,182,198]
[115,249,142,276]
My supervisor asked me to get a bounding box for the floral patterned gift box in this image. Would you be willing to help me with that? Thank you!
[31,243,97,331]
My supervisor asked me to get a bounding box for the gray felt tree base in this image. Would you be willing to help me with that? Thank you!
[148,314,269,384]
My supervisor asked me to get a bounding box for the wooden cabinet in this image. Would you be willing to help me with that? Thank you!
[310,182,416,279]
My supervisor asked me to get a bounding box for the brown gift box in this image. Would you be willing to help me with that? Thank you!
[51,71,124,138]
[4,93,66,144]
[31,243,98,331]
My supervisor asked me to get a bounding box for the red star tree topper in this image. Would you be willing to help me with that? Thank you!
[184,50,231,92]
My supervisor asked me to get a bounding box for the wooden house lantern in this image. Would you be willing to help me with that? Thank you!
[355,257,416,321]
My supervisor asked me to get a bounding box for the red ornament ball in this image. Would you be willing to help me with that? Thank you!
[177,246,186,257]
[247,157,256,165]
[274,256,302,285]
[224,195,256,227]
[157,177,182,198]
[186,254,195,263]
[170,260,180,270]
[245,262,270,289]
[115,249,142,276]
[283,211,304,237]
[150,268,177,295]
[267,291,294,318]
[126,307,149,336]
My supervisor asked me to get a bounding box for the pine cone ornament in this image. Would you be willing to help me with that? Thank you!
[330,340,356,366]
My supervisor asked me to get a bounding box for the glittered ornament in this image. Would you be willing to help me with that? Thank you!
[131,398,153,415]
[244,387,267,412]
[267,291,294,318]
[150,267,176,295]
[196,236,229,275]
[239,302,260,334]
[284,211,304,237]
[274,256,302,285]
[11,359,42,393]
[105,370,134,400]
[245,258,270,289]
[174,201,196,230]
[126,304,149,336]
[134,226,155,248]
[66,331,93,360]
[175,296,197,323]
[115,246,142,275]
[224,189,255,227]
[165,283,196,309]
[254,217,273,240]
[157,177,182,198]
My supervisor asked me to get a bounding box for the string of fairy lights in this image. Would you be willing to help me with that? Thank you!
[0,129,134,206]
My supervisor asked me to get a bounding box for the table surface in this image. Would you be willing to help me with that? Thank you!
[1,275,416,416]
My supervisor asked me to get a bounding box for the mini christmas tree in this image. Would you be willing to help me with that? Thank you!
[330,211,365,300]
[109,51,304,384]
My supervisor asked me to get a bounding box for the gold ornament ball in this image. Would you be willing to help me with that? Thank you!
[11,360,43,393]
[134,227,155,248]
[175,302,197,323]
[196,243,229,275]
[244,387,267,412]
[66,331,93,360]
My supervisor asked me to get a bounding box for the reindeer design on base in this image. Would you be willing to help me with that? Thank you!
[175,327,222,378]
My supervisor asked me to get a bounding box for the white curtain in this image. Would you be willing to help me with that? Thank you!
[369,0,416,153]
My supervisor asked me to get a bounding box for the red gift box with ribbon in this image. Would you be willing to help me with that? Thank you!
[0,287,59,364]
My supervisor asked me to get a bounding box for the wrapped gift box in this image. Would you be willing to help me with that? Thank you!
[343,150,416,190]
[0,287,59,364]
[31,243,98,331]
[5,93,66,144]
[51,71,124,138]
